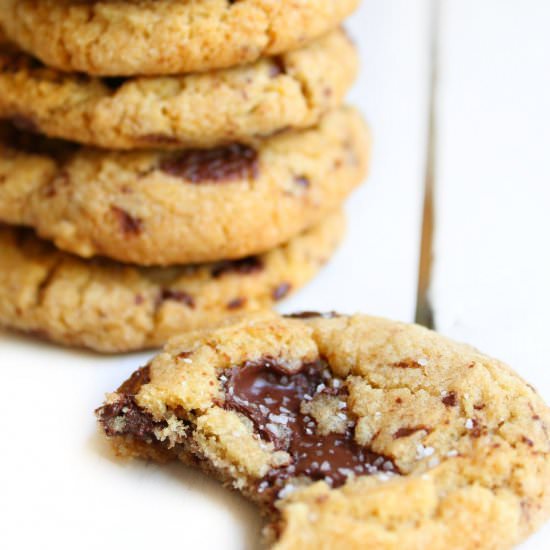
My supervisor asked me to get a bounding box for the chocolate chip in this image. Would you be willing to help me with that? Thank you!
[161,289,195,308]
[111,206,143,236]
[442,391,458,407]
[392,360,423,369]
[272,282,291,301]
[211,256,263,278]
[227,297,246,310]
[393,425,431,439]
[522,436,534,447]
[159,144,258,183]
[177,351,193,360]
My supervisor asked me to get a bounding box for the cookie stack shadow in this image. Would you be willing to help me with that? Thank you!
[0,1,368,353]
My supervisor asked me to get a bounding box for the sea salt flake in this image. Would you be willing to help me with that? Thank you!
[269,413,289,425]
[266,423,281,435]
[416,444,435,459]
[465,419,474,430]
[278,484,297,499]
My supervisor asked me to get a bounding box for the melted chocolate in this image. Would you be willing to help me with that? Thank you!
[98,395,159,440]
[96,365,160,440]
[221,359,397,496]
[159,144,258,183]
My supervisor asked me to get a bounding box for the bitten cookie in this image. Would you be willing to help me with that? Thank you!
[0,31,358,150]
[0,212,344,353]
[97,313,550,549]
[0,107,368,266]
[0,0,360,76]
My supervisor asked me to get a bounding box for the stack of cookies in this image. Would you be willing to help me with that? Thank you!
[0,0,368,353]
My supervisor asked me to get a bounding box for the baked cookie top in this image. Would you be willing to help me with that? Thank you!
[0,0,360,76]
[0,31,358,150]
[0,212,344,353]
[97,313,550,548]
[0,107,368,266]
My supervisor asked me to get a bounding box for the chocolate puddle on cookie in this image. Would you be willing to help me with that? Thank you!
[220,358,398,499]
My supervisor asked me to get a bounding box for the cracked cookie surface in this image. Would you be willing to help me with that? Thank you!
[0,31,357,150]
[97,312,550,549]
[0,0,360,76]
[0,107,368,266]
[0,212,344,353]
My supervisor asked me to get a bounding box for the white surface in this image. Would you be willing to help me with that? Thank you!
[0,2,430,549]
[1,1,549,548]
[431,1,550,547]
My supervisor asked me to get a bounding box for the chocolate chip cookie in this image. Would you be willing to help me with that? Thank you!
[0,31,357,150]
[0,0,360,76]
[97,313,550,548]
[0,212,344,353]
[0,107,368,266]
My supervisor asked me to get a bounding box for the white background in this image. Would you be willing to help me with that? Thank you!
[1,1,549,548]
